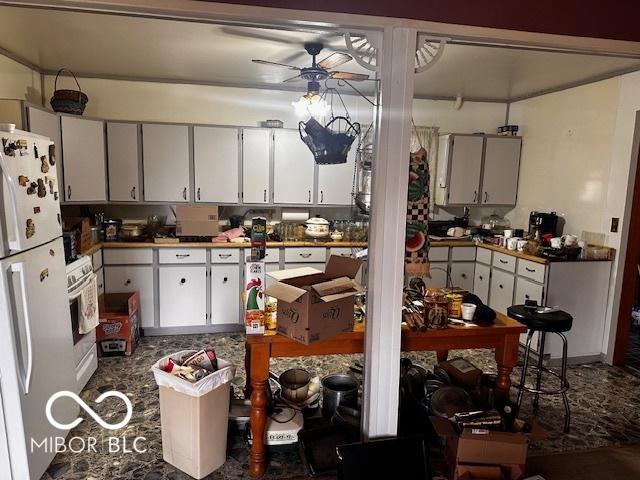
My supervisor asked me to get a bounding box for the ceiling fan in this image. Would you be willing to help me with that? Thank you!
[252,42,369,94]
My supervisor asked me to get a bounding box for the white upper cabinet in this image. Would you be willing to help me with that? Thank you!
[436,134,484,205]
[194,126,239,203]
[242,129,270,204]
[142,124,190,202]
[60,116,107,202]
[273,129,315,204]
[107,122,140,202]
[317,143,356,205]
[27,107,63,184]
[481,137,521,206]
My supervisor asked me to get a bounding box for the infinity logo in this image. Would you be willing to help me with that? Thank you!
[46,391,133,431]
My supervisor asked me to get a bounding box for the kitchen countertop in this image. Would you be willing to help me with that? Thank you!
[82,240,367,253]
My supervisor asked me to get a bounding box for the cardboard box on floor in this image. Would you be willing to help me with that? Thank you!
[96,292,140,356]
[265,255,363,345]
[430,416,528,480]
[175,205,219,236]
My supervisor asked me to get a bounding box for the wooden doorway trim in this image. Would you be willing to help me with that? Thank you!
[612,136,640,365]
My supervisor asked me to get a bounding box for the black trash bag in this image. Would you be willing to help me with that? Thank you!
[462,293,496,325]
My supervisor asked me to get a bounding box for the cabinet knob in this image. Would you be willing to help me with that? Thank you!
[223,277,228,283]
[479,275,483,280]
[484,191,488,203]
[525,294,530,299]
[525,267,536,273]
[308,190,311,202]
[320,190,324,203]
[176,254,190,259]
[472,190,477,203]
[499,259,508,264]
[263,189,267,202]
[124,279,131,286]
[183,187,187,200]
[499,284,504,289]
[67,185,71,199]
[180,278,186,285]
[300,253,312,258]
[461,273,467,279]
[197,187,201,201]
[131,186,136,200]
[218,254,232,259]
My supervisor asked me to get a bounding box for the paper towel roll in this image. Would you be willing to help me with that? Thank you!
[282,211,310,222]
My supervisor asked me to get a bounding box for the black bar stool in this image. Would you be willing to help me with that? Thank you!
[507,304,573,433]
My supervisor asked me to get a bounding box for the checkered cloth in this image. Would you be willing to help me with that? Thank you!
[405,147,431,277]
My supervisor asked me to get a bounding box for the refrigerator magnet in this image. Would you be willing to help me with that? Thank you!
[40,268,49,282]
[26,219,35,238]
[40,156,49,173]
[48,144,56,165]
[33,206,41,214]
[37,179,46,198]
[18,175,29,186]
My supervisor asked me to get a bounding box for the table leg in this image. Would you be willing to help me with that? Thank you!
[249,343,270,478]
[436,350,449,363]
[495,333,520,398]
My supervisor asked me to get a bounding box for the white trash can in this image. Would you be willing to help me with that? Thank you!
[152,350,236,479]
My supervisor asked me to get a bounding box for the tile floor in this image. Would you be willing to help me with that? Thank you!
[41,333,640,480]
[625,323,640,373]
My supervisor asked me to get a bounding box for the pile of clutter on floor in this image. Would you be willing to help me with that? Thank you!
[161,347,219,382]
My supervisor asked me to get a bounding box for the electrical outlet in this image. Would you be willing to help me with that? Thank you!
[611,217,619,233]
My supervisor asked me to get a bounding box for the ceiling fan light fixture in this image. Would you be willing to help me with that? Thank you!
[292,92,329,118]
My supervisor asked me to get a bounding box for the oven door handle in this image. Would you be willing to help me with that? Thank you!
[68,272,97,301]
[11,262,33,395]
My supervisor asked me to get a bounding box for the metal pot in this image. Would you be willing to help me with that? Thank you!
[279,368,311,403]
[120,223,145,240]
[322,374,359,419]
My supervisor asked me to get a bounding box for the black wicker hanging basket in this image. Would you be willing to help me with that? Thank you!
[50,69,88,115]
[299,116,360,165]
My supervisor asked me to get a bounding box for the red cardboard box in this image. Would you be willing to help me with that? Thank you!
[96,292,140,356]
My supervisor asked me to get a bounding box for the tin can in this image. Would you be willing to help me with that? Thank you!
[447,293,464,318]
[250,217,267,260]
[424,295,449,329]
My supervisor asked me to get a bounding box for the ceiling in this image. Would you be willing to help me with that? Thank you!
[1,5,640,102]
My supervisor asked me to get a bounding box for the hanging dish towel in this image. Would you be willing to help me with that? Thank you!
[405,131,431,278]
[79,275,99,334]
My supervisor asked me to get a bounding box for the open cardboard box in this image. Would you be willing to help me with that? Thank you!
[175,205,219,237]
[265,255,364,345]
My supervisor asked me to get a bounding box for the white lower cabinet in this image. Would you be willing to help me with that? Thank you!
[104,266,155,328]
[450,262,475,292]
[159,266,207,327]
[423,263,449,288]
[211,264,241,325]
[96,268,105,296]
[473,263,491,304]
[514,277,545,349]
[488,268,515,315]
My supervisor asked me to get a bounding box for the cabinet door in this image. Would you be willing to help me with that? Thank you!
[61,116,106,201]
[488,269,515,315]
[107,122,140,201]
[514,277,544,349]
[481,137,521,205]
[28,107,63,186]
[450,262,475,292]
[211,264,241,325]
[104,266,154,328]
[242,129,270,204]
[142,124,190,202]
[473,263,491,304]
[159,266,206,327]
[194,126,239,203]
[96,268,105,297]
[317,145,355,205]
[273,129,315,204]
[416,262,448,289]
[447,135,483,205]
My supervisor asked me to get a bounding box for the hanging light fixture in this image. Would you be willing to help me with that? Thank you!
[292,81,329,118]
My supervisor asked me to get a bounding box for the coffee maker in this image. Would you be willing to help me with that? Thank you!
[529,211,560,237]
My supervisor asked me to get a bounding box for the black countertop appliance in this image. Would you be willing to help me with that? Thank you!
[529,211,560,237]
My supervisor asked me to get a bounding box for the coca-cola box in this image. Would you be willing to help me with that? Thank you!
[96,292,140,356]
[265,255,363,345]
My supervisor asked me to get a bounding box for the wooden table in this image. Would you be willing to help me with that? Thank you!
[245,313,526,477]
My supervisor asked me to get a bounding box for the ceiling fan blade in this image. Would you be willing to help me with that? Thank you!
[282,74,303,83]
[317,52,352,69]
[279,51,308,65]
[252,59,301,71]
[330,71,370,81]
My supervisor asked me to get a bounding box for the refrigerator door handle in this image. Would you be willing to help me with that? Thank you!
[10,263,33,395]
[0,152,22,250]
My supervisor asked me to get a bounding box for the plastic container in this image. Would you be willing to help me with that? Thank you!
[152,350,236,479]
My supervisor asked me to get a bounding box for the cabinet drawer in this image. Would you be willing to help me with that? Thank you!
[103,248,152,265]
[429,247,449,262]
[284,247,326,263]
[476,247,492,265]
[159,248,206,264]
[92,250,103,270]
[211,248,240,263]
[517,259,546,283]
[492,252,516,272]
[451,247,476,262]
[244,248,280,263]
[329,247,363,258]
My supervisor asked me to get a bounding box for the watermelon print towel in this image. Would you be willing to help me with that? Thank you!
[405,147,431,277]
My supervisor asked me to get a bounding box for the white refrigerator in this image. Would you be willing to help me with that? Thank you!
[0,127,78,479]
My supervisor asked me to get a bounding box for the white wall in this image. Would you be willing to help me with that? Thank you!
[0,54,42,104]
[507,78,620,235]
[413,98,506,134]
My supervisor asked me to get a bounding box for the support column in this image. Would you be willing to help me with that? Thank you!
[362,26,416,439]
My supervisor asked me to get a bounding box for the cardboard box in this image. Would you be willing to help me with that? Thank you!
[265,255,363,345]
[96,292,140,356]
[62,216,92,253]
[244,260,266,335]
[457,465,506,480]
[175,205,219,237]
[440,357,483,387]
